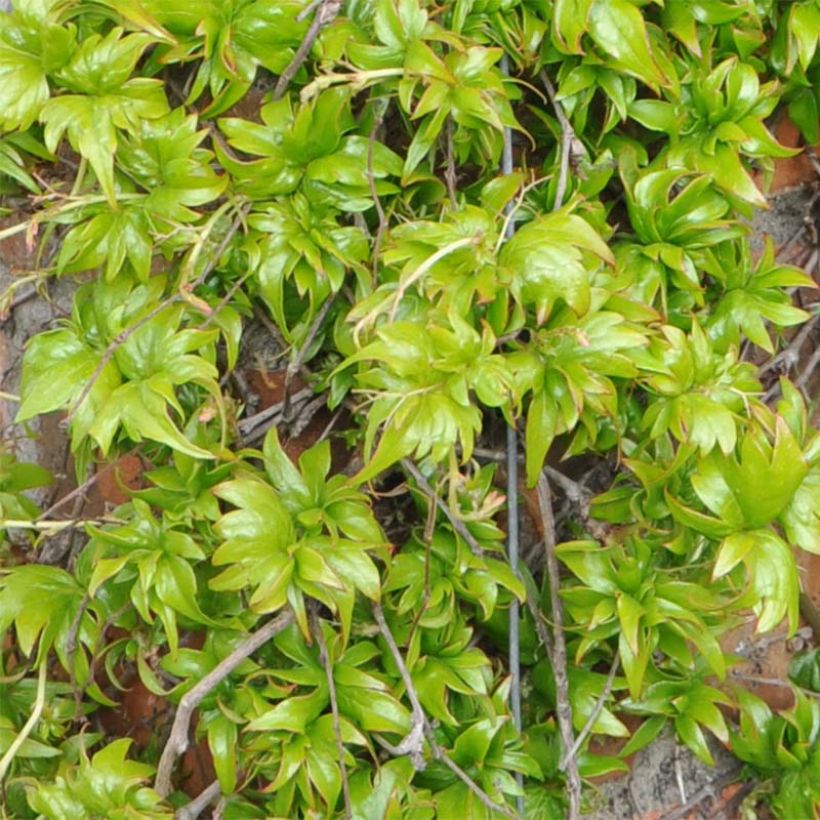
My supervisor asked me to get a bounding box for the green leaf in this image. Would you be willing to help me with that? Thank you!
[713,531,755,579]
[552,0,595,54]
[781,467,820,555]
[588,0,669,91]
[617,594,644,655]
[674,714,713,765]
[499,210,613,319]
[525,391,558,488]
[789,649,820,693]
[619,715,666,758]
[208,715,238,794]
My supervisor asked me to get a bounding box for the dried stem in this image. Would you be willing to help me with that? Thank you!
[37,464,108,521]
[282,293,337,422]
[175,780,223,820]
[559,656,620,771]
[272,0,342,100]
[400,459,483,556]
[0,663,47,782]
[794,344,820,390]
[367,102,388,277]
[535,472,581,819]
[759,314,819,377]
[309,608,352,820]
[372,604,514,817]
[237,387,313,443]
[799,592,820,643]
[540,70,581,212]
[154,610,294,797]
[659,768,743,820]
[65,594,91,693]
[445,116,458,208]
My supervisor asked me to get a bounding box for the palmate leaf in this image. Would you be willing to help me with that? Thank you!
[0,3,77,133]
[40,28,168,204]
[0,565,86,664]
[41,81,169,206]
[692,417,808,530]
[499,209,613,320]
[17,290,220,459]
[515,309,649,484]
[713,529,799,634]
[211,475,381,638]
[140,0,306,115]
[25,739,167,818]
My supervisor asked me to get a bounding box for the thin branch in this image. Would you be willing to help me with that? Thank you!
[154,609,294,797]
[236,386,313,442]
[282,293,337,422]
[559,655,619,771]
[272,0,342,100]
[540,70,582,212]
[367,102,388,278]
[659,769,743,820]
[64,209,245,427]
[37,465,107,522]
[535,472,581,820]
[0,663,47,782]
[175,780,223,820]
[439,753,513,815]
[310,608,352,820]
[799,593,820,643]
[372,602,428,770]
[444,116,458,208]
[372,604,515,818]
[287,393,329,441]
[505,425,523,738]
[400,459,483,556]
[66,594,91,694]
[759,314,819,376]
[0,517,120,532]
[794,344,820,390]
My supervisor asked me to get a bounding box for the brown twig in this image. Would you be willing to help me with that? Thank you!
[37,466,108,522]
[559,655,620,771]
[272,0,342,100]
[66,594,91,709]
[371,604,515,817]
[309,608,352,820]
[794,344,820,390]
[64,210,246,427]
[154,609,294,797]
[175,780,223,820]
[540,70,582,212]
[282,293,337,423]
[799,592,820,643]
[659,768,743,820]
[367,102,389,278]
[236,386,314,443]
[759,313,819,377]
[400,458,483,556]
[535,472,581,819]
[445,116,458,208]
[372,603,428,770]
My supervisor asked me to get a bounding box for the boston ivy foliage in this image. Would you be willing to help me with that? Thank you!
[0,0,818,817]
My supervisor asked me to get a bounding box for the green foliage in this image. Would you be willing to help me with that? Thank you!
[0,0,818,816]
[731,688,820,819]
